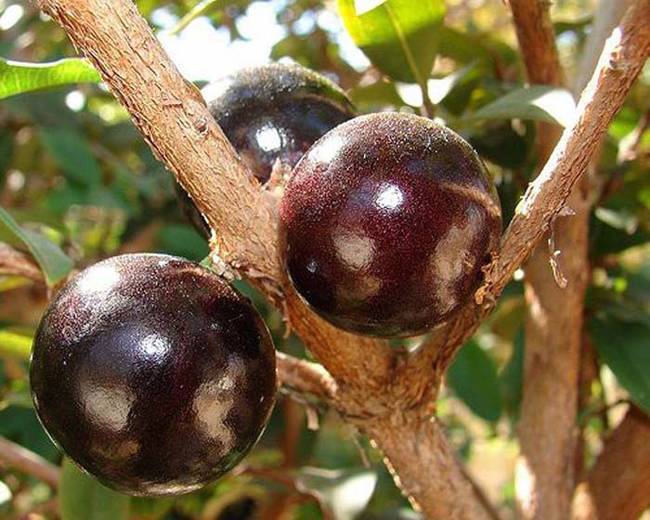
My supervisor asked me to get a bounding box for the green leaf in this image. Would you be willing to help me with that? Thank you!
[427,63,479,103]
[0,407,60,462]
[500,328,525,419]
[60,458,130,520]
[0,207,73,286]
[447,340,503,422]
[157,224,209,262]
[470,85,576,128]
[296,468,377,520]
[337,0,445,84]
[0,330,32,360]
[438,26,517,68]
[0,58,100,100]
[590,316,650,413]
[348,80,405,110]
[40,129,102,187]
[355,0,386,15]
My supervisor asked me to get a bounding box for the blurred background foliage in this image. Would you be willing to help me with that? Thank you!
[0,0,649,518]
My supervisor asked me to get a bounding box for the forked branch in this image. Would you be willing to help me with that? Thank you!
[34,0,393,391]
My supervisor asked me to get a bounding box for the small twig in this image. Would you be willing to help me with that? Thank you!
[275,352,338,402]
[0,436,60,488]
[0,243,45,284]
[547,225,568,289]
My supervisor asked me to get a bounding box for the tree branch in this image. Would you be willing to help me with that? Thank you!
[0,435,60,488]
[34,0,393,391]
[364,414,497,520]
[0,243,45,283]
[486,1,650,296]
[275,352,338,401]
[33,0,650,517]
[407,0,650,380]
[507,1,585,518]
[574,0,634,94]
[573,406,650,520]
[508,0,563,86]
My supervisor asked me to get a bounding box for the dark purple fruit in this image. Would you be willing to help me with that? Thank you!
[176,62,356,236]
[279,113,502,338]
[30,254,276,496]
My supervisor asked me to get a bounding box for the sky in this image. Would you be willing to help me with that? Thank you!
[151,0,369,83]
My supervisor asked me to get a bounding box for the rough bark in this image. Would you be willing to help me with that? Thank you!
[483,0,650,296]
[364,414,494,520]
[33,0,650,516]
[573,407,650,520]
[508,1,586,518]
[33,1,483,515]
[512,3,646,517]
[275,352,338,401]
[575,0,635,94]
[409,0,650,379]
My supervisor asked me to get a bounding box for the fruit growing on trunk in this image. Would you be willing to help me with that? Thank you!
[280,112,502,338]
[30,254,276,496]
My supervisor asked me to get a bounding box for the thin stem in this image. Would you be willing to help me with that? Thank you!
[0,436,60,488]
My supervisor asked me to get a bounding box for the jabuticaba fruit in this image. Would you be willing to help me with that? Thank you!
[176,62,356,236]
[279,112,502,338]
[30,254,276,496]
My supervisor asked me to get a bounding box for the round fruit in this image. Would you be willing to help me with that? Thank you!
[279,113,502,338]
[30,254,276,496]
[176,62,356,236]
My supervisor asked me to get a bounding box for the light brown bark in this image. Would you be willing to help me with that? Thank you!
[512,3,647,517]
[33,0,650,516]
[573,407,650,520]
[33,1,485,515]
[0,243,45,283]
[484,0,650,297]
[516,204,589,519]
[508,1,585,517]
[275,352,338,401]
[409,0,650,380]
[364,414,494,520]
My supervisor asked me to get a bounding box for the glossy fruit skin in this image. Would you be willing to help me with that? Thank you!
[279,113,502,338]
[176,62,356,236]
[30,254,276,496]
